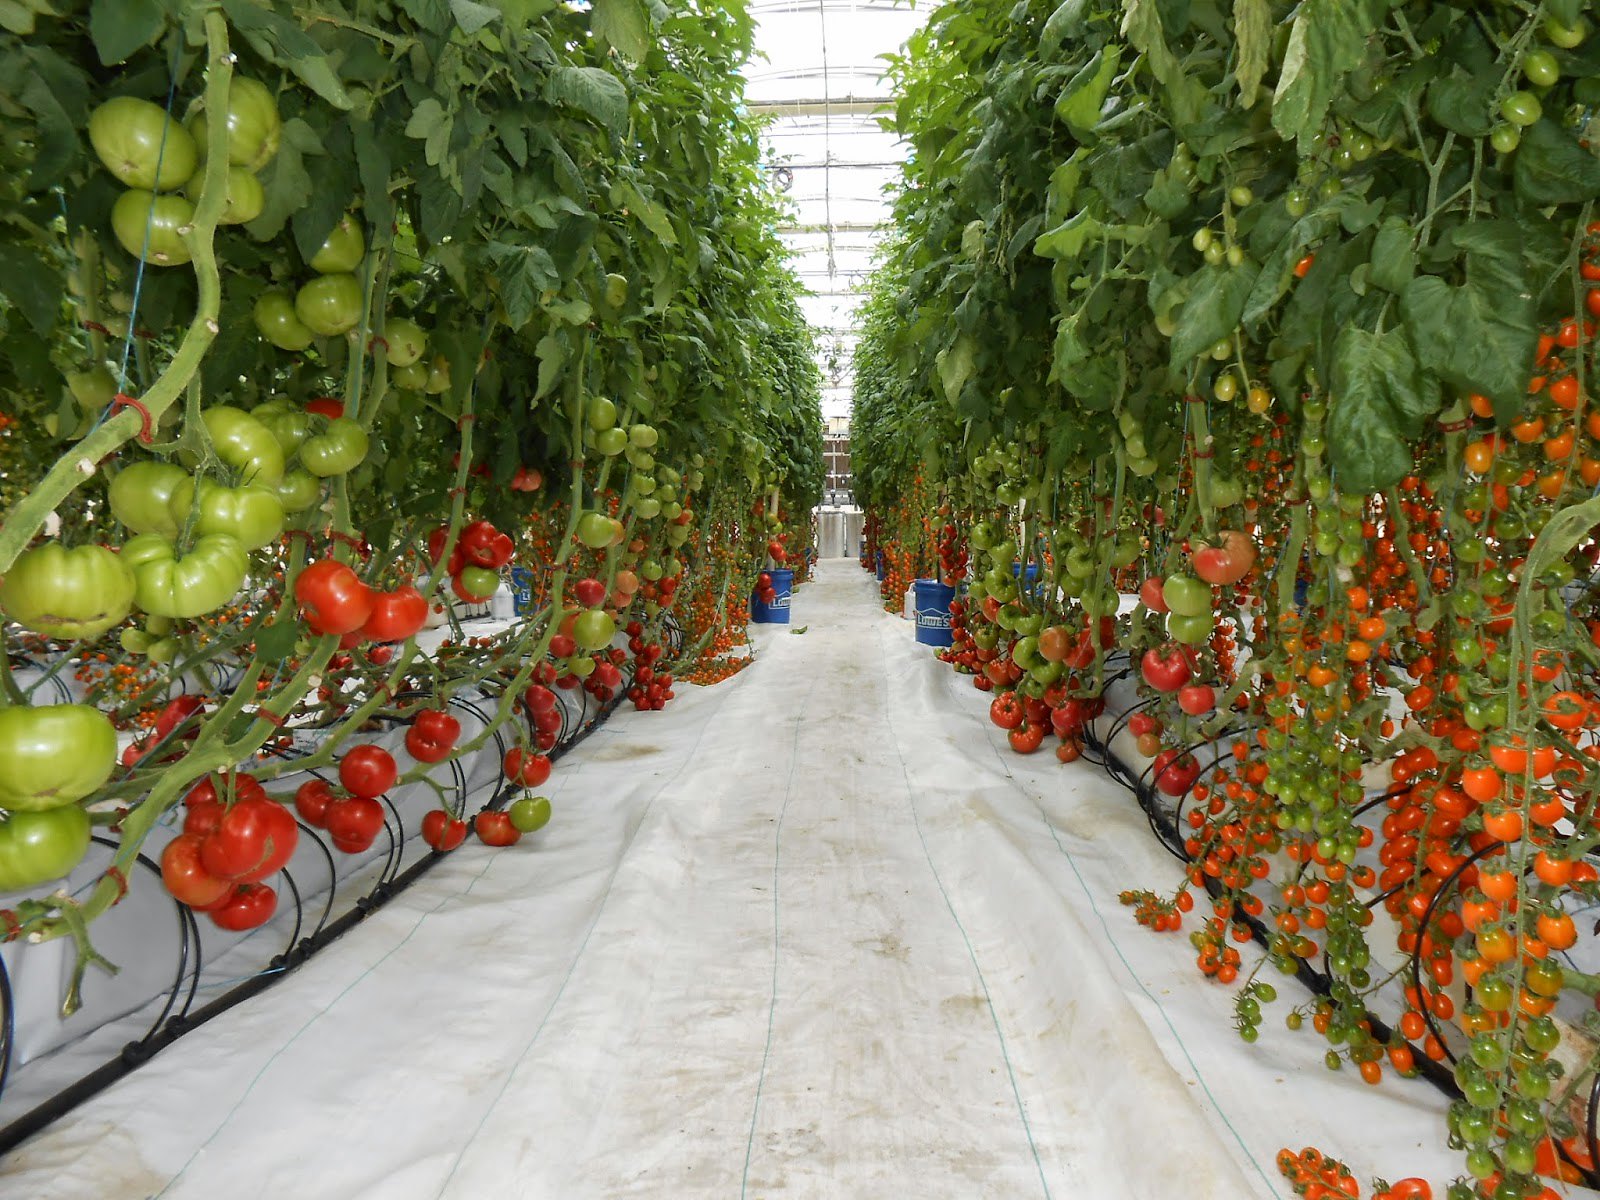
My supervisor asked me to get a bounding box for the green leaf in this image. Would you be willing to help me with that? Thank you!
[1041,0,1091,55]
[1400,221,1537,425]
[534,331,568,399]
[252,617,300,665]
[936,333,977,403]
[624,184,677,246]
[1121,0,1179,88]
[1033,210,1101,262]
[1272,0,1376,143]
[547,65,628,132]
[221,0,352,110]
[1327,326,1438,492]
[1368,220,1415,294]
[1514,119,1600,206]
[487,242,560,329]
[592,0,651,61]
[1426,72,1494,138]
[0,243,60,335]
[1169,263,1259,368]
[1234,0,1271,107]
[1055,47,1120,133]
[450,0,499,33]
[89,0,164,65]
[1242,211,1338,326]
[244,118,322,243]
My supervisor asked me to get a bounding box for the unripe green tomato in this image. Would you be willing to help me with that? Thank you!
[1545,15,1587,48]
[111,190,194,266]
[507,795,551,833]
[309,214,365,274]
[629,423,659,449]
[1490,123,1521,154]
[588,395,618,431]
[1522,50,1560,87]
[1284,188,1309,217]
[595,427,628,456]
[1228,185,1253,207]
[254,291,314,351]
[1192,228,1214,252]
[1501,91,1542,127]
[1203,241,1226,266]
[382,317,427,368]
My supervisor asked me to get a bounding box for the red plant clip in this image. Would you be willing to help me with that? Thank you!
[0,910,19,942]
[456,414,476,430]
[103,866,129,906]
[81,319,110,336]
[110,393,155,443]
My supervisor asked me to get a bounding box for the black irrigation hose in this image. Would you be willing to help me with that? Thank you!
[0,680,630,1154]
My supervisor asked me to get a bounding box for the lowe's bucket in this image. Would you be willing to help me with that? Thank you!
[752,568,793,624]
[913,578,955,647]
[1012,560,1042,599]
[875,551,887,582]
[510,567,536,616]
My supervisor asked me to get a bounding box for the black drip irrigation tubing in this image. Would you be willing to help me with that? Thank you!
[0,681,630,1154]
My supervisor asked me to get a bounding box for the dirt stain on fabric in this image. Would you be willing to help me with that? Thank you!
[588,743,663,761]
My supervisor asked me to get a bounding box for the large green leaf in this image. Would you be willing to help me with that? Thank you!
[1327,326,1438,491]
[1426,72,1494,137]
[0,243,60,336]
[936,333,977,404]
[1514,119,1600,206]
[1055,47,1120,133]
[1400,221,1537,425]
[221,0,352,110]
[1272,0,1378,143]
[1033,210,1101,262]
[592,0,651,61]
[547,65,628,132]
[244,118,322,242]
[88,0,164,66]
[1233,0,1271,107]
[1169,263,1259,369]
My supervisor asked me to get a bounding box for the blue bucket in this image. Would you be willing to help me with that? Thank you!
[510,567,535,616]
[1012,560,1043,598]
[913,578,955,647]
[875,551,886,582]
[752,568,793,624]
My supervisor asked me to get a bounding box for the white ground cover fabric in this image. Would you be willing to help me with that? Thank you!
[1,560,1467,1200]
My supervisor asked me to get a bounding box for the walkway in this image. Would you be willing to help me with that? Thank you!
[0,561,1452,1200]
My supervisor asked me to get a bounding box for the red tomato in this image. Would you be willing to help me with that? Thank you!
[1152,749,1201,796]
[324,796,385,850]
[503,748,552,788]
[209,882,277,931]
[1008,722,1045,754]
[361,585,428,642]
[295,560,374,636]
[989,692,1024,730]
[161,833,232,908]
[1141,645,1193,692]
[1139,576,1169,612]
[1178,684,1216,715]
[474,810,522,847]
[339,745,398,798]
[294,778,334,827]
[405,708,461,763]
[421,809,468,852]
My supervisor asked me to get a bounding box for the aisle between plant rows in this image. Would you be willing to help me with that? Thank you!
[3,562,1451,1199]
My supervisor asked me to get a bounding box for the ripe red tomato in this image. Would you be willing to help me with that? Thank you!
[421,809,468,852]
[209,882,277,931]
[474,810,522,847]
[324,796,385,850]
[295,778,334,827]
[339,745,398,798]
[1152,749,1201,796]
[361,585,428,642]
[199,796,297,883]
[161,833,232,908]
[1008,722,1045,754]
[295,560,374,635]
[573,577,606,608]
[1140,645,1194,692]
[989,692,1024,730]
[405,708,461,763]
[503,748,552,788]
[1178,684,1216,715]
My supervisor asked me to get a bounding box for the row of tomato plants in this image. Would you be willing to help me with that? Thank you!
[855,1,1600,1197]
[0,0,821,1044]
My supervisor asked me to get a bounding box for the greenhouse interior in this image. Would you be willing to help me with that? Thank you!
[8,2,1600,1199]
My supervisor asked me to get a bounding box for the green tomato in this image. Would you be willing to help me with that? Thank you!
[633,496,662,519]
[1166,611,1214,644]
[1545,15,1588,48]
[1501,91,1542,127]
[573,608,617,651]
[0,543,136,639]
[639,558,663,582]
[629,423,659,449]
[588,396,618,431]
[187,77,281,170]
[567,654,597,678]
[1162,573,1212,617]
[250,399,313,456]
[185,164,264,225]
[110,190,194,267]
[109,461,188,536]
[122,532,249,618]
[391,360,429,390]
[1522,50,1560,88]
[294,273,364,337]
[382,317,427,368]
[0,704,117,811]
[595,427,628,456]
[121,627,153,654]
[309,214,365,274]
[576,512,620,549]
[168,476,286,550]
[1490,123,1522,154]
[254,292,314,352]
[423,355,452,395]
[195,406,284,486]
[299,417,369,477]
[145,636,179,664]
[0,807,93,893]
[89,97,198,190]
[507,795,551,834]
[455,566,499,601]
[277,469,321,512]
